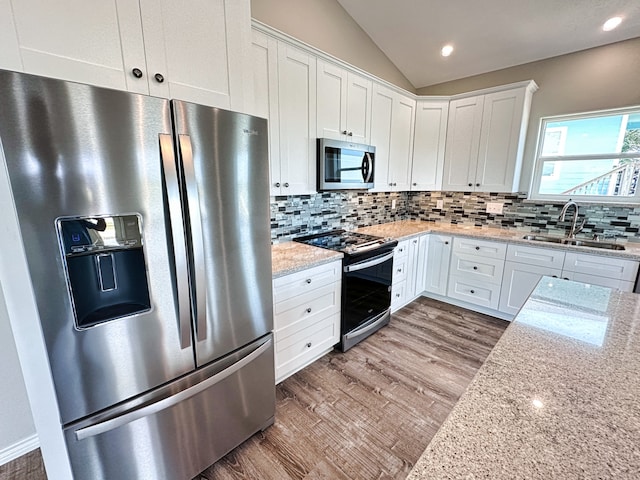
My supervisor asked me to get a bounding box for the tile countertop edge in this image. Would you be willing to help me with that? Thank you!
[405,278,640,479]
[271,241,343,278]
[355,220,640,260]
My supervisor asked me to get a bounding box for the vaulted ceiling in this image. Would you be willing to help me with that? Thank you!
[337,0,640,88]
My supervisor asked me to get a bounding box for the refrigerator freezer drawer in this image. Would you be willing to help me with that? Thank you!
[64,334,275,480]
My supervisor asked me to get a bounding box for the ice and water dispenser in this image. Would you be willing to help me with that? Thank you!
[57,214,151,329]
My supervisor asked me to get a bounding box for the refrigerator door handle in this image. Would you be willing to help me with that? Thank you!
[74,337,273,441]
[159,134,192,349]
[178,134,207,342]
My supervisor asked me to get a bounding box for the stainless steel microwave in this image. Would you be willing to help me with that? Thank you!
[317,138,375,191]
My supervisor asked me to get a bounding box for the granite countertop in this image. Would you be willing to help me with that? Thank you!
[356,220,640,261]
[271,241,343,278]
[408,277,640,479]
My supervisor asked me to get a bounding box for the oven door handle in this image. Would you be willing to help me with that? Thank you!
[344,309,389,341]
[344,250,394,273]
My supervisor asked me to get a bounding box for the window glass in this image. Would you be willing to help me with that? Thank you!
[531,107,640,201]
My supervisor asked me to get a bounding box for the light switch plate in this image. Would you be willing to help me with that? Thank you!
[486,202,504,214]
[392,199,397,210]
[436,199,444,209]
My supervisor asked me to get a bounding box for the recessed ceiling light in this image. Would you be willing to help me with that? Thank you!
[441,45,454,57]
[603,16,622,31]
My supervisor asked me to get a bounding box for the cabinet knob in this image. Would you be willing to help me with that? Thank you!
[284,182,289,187]
[563,277,569,280]
[306,342,312,348]
[306,307,312,313]
[347,131,353,136]
[473,266,478,270]
[342,130,348,135]
[476,183,480,187]
[470,289,475,294]
[468,183,473,187]
[132,68,143,78]
[396,293,400,297]
[475,246,480,250]
[389,182,393,186]
[306,278,312,284]
[154,73,165,83]
[393,183,397,186]
[275,182,281,187]
[397,268,402,273]
[413,182,417,186]
[444,241,449,245]
[552,275,558,278]
[413,240,417,244]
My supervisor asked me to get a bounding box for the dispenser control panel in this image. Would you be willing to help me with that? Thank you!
[58,215,143,255]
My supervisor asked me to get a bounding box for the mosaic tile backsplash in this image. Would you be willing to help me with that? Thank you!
[271,190,640,243]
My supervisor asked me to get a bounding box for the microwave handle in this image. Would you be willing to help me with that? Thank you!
[361,153,373,183]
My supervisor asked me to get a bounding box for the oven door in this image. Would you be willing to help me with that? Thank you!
[341,249,394,349]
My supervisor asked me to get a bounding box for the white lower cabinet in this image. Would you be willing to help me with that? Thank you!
[423,235,452,296]
[391,239,410,311]
[273,261,341,383]
[562,252,638,292]
[391,235,429,312]
[447,237,506,310]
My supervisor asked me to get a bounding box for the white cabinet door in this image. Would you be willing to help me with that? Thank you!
[251,29,280,196]
[499,261,562,316]
[0,0,22,71]
[276,42,317,196]
[407,235,429,297]
[139,0,252,110]
[345,72,372,144]
[388,93,416,191]
[424,235,452,296]
[8,0,148,93]
[316,60,347,141]
[370,83,415,192]
[317,61,372,144]
[475,88,526,192]
[441,95,484,191]
[411,99,449,191]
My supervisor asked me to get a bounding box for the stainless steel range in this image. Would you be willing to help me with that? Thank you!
[295,230,398,351]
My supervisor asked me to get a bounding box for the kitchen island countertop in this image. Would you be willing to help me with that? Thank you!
[407,277,640,479]
[271,241,343,278]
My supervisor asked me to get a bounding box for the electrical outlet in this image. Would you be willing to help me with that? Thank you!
[486,202,504,214]
[391,199,397,210]
[436,199,444,209]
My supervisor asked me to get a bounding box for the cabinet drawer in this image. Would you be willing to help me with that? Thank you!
[563,253,639,282]
[274,282,340,333]
[450,252,504,284]
[452,237,507,259]
[506,244,565,269]
[391,280,407,310]
[273,260,341,303]
[447,275,501,310]
[392,255,408,284]
[394,239,409,259]
[275,313,339,382]
[562,271,635,292]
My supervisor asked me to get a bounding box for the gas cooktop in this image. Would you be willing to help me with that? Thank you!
[293,229,396,255]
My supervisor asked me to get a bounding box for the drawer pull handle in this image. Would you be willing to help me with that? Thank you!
[473,266,478,270]
[306,279,312,284]
[306,307,312,313]
[470,289,475,294]
[306,342,312,348]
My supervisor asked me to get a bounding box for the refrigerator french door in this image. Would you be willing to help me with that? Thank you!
[0,69,274,479]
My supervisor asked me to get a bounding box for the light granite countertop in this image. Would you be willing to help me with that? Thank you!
[271,241,343,278]
[408,277,640,479]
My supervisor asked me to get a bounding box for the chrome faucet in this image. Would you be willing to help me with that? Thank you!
[558,200,585,238]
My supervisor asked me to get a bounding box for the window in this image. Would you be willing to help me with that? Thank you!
[530,107,640,202]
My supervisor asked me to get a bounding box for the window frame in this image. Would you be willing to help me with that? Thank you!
[529,106,640,204]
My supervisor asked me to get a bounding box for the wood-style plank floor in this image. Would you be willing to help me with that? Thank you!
[0,297,508,480]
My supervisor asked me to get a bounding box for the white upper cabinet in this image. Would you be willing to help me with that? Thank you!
[316,60,372,144]
[370,83,416,192]
[251,29,280,194]
[411,99,449,191]
[0,0,22,72]
[442,81,537,192]
[275,42,317,196]
[3,0,252,109]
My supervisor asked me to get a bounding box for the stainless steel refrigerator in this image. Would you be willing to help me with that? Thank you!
[0,70,275,479]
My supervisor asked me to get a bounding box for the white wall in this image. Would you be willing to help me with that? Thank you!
[0,282,37,464]
[416,37,640,192]
[251,0,415,92]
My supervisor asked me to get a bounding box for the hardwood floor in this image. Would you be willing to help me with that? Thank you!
[0,298,508,480]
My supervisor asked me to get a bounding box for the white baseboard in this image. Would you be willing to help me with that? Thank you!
[0,434,39,466]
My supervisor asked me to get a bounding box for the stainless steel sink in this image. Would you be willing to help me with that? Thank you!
[522,235,625,250]
[521,234,565,244]
[563,239,626,250]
